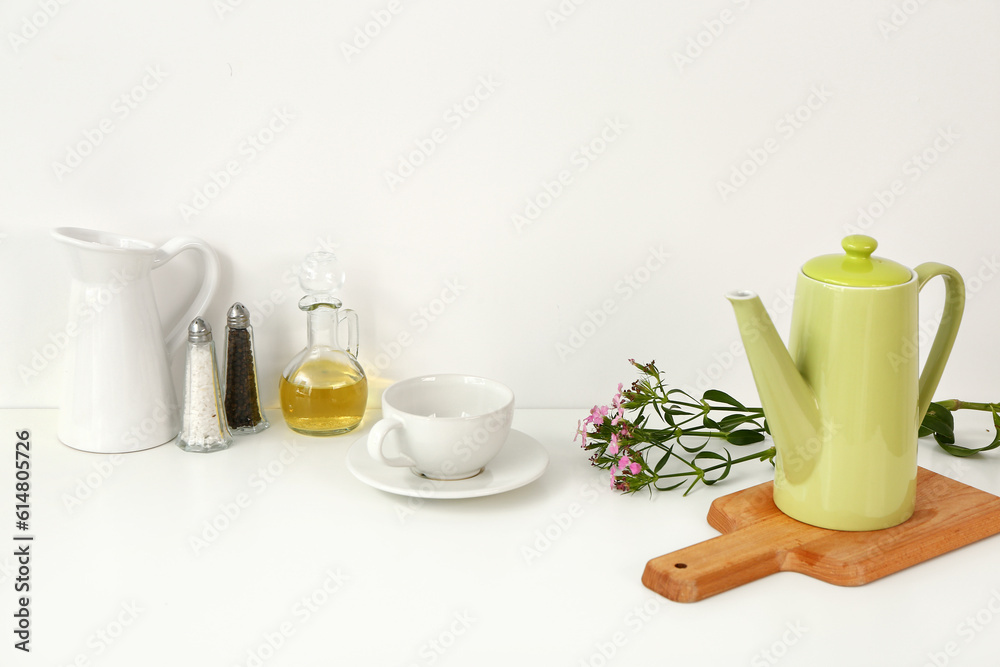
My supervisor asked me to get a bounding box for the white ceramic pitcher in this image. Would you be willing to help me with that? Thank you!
[51,227,220,453]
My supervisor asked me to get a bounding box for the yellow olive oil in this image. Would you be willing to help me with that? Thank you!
[279,358,367,436]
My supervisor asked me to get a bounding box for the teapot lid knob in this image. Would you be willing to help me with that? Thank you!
[842,235,878,260]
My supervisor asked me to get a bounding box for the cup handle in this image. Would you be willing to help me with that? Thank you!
[367,418,416,468]
[152,237,221,354]
[914,262,965,421]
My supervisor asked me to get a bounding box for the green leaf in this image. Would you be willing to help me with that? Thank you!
[718,413,750,430]
[703,389,745,409]
[652,447,673,473]
[678,438,709,454]
[694,450,733,485]
[921,402,955,444]
[934,408,1000,457]
[655,479,686,492]
[726,430,766,445]
[934,432,957,446]
[665,388,697,404]
[654,403,675,426]
[937,441,986,457]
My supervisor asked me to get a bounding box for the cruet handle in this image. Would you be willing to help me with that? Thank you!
[152,237,220,354]
[338,308,360,358]
[914,262,965,422]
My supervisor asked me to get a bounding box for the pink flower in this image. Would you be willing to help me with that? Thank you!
[611,453,642,477]
[610,384,626,425]
[607,433,619,456]
[574,420,588,446]
[608,459,619,486]
[585,405,609,426]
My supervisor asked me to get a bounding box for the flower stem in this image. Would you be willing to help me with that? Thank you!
[585,359,999,496]
[936,399,1000,412]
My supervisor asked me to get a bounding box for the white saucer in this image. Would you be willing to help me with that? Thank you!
[346,429,549,499]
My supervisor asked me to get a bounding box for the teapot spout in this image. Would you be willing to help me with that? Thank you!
[726,291,822,478]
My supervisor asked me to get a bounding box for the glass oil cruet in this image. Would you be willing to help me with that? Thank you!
[279,251,368,436]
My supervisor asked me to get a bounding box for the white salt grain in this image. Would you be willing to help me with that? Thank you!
[179,342,229,450]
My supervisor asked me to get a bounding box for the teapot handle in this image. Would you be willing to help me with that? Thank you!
[914,262,965,421]
[152,237,220,354]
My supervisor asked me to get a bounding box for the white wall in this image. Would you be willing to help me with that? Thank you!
[2,0,998,410]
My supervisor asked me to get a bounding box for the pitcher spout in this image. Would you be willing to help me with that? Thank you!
[726,291,822,481]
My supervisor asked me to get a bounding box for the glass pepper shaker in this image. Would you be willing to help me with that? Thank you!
[279,251,368,436]
[177,317,232,453]
[224,302,269,435]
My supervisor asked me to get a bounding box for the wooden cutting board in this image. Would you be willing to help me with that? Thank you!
[642,467,1000,603]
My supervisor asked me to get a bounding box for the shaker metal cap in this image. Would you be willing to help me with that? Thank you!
[188,317,213,343]
[227,302,250,328]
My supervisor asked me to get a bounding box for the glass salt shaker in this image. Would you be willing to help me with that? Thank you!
[177,317,232,453]
[223,302,269,435]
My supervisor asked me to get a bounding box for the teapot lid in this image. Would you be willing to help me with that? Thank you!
[802,235,912,287]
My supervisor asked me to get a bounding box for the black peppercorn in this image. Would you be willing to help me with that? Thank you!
[223,302,269,434]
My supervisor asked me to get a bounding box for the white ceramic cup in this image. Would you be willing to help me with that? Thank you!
[366,375,515,480]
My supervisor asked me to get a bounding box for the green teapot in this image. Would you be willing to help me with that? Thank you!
[727,235,965,531]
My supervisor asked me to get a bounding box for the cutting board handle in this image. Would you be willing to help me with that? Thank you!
[643,469,1000,603]
[641,518,789,603]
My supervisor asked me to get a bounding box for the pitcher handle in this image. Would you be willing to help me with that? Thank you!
[914,262,965,421]
[152,237,220,354]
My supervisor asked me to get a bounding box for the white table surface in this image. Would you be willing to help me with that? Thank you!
[4,407,1000,667]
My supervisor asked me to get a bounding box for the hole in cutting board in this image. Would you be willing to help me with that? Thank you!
[674,563,687,569]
